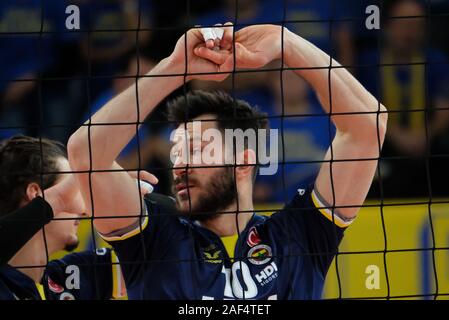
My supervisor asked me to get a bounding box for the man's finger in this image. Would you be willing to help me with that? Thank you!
[211,24,223,49]
[194,46,230,65]
[139,171,159,185]
[213,27,224,41]
[128,170,159,185]
[233,42,257,69]
[200,28,217,49]
[201,25,228,50]
[137,180,154,195]
[220,22,234,51]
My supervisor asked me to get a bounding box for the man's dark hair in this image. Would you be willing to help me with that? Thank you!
[167,90,269,180]
[0,135,67,216]
[167,90,268,132]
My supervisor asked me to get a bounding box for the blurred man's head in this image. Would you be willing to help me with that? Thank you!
[0,135,83,252]
[167,90,268,221]
[385,0,426,54]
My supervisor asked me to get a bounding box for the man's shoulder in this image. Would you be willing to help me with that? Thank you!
[144,193,179,218]
[264,185,326,227]
[279,186,314,211]
[144,193,176,207]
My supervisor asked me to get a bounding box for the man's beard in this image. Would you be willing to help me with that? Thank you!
[173,167,237,222]
[64,239,79,252]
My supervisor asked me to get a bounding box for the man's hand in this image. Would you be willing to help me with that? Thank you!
[168,25,235,82]
[194,24,284,70]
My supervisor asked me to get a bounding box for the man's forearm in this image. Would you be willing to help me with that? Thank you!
[68,57,184,169]
[283,29,387,137]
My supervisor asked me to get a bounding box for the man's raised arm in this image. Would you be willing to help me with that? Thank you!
[282,28,387,221]
[197,24,388,221]
[68,27,232,234]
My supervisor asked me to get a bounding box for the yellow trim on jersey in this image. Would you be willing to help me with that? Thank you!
[220,234,238,262]
[111,251,125,299]
[311,190,353,228]
[100,215,149,242]
[36,283,46,300]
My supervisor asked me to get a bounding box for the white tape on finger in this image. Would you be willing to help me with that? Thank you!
[136,179,154,194]
[213,27,224,40]
[200,27,216,41]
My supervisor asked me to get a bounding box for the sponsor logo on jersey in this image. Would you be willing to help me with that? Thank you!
[247,227,261,247]
[248,244,272,265]
[47,277,64,294]
[203,250,221,261]
[255,262,279,286]
[202,244,222,264]
[96,248,107,256]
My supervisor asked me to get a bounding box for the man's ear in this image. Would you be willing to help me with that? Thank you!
[25,182,42,201]
[235,149,257,180]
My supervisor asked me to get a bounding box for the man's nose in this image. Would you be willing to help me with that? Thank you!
[173,153,193,178]
[173,165,194,183]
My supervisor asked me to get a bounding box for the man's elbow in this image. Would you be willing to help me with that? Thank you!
[67,131,90,171]
[352,104,388,145]
[377,104,388,144]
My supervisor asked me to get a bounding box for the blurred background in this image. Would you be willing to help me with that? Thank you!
[1,0,449,299]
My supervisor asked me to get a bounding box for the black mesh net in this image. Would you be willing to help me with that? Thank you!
[1,0,449,301]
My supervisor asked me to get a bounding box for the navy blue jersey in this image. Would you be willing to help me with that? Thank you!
[0,248,122,300]
[103,185,351,300]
